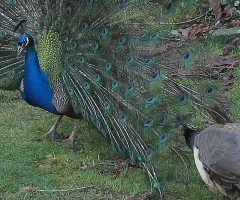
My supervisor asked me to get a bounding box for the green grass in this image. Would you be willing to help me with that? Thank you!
[0,90,220,200]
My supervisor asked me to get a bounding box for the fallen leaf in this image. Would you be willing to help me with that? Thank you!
[209,0,236,23]
[223,38,240,55]
[179,23,214,38]
[19,186,34,192]
[61,133,70,139]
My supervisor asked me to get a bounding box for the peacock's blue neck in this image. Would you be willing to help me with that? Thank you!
[21,42,59,114]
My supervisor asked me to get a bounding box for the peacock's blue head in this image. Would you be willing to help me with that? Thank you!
[17,33,33,55]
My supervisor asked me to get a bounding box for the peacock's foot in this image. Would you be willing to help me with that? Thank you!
[36,115,63,141]
[63,133,76,147]
[63,119,81,147]
[42,129,61,139]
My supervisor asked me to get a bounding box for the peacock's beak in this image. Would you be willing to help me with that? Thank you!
[17,45,24,55]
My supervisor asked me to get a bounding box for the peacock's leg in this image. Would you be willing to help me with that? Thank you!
[42,115,63,140]
[63,118,81,146]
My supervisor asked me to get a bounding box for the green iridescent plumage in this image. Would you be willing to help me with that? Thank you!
[36,29,62,86]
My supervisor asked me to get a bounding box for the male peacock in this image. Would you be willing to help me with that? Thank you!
[0,0,235,199]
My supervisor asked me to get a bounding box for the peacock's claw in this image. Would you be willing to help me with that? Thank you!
[62,119,81,147]
[63,134,76,147]
[43,130,61,140]
[36,115,63,141]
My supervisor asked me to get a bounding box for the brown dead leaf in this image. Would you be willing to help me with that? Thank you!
[61,133,70,139]
[223,38,240,55]
[112,170,121,179]
[209,0,236,22]
[229,20,240,27]
[179,23,214,38]
[214,54,240,66]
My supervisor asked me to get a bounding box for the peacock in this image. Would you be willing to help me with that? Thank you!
[183,124,240,199]
[0,0,236,199]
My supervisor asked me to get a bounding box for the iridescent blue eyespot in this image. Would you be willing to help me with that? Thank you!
[72,100,77,107]
[82,110,89,119]
[146,149,154,161]
[105,62,112,70]
[126,85,134,92]
[137,33,147,39]
[54,20,60,28]
[184,52,191,60]
[102,28,109,37]
[87,0,93,5]
[203,40,211,50]
[92,42,99,51]
[0,30,7,37]
[1,78,8,85]
[119,114,127,122]
[150,72,159,81]
[63,30,69,38]
[68,88,73,95]
[68,59,73,65]
[150,33,158,40]
[33,21,40,29]
[8,71,15,77]
[126,56,133,65]
[79,56,85,64]
[96,121,101,129]
[81,23,88,31]
[144,59,150,64]
[45,14,52,23]
[166,2,173,11]
[84,82,90,89]
[65,6,72,16]
[159,116,167,123]
[118,37,126,45]
[104,102,111,110]
[206,87,212,94]
[144,119,153,127]
[206,86,216,96]
[159,133,168,143]
[94,74,100,82]
[71,41,77,49]
[82,110,86,115]
[119,0,125,6]
[178,95,188,104]
[146,96,156,104]
[9,0,16,4]
[112,80,118,88]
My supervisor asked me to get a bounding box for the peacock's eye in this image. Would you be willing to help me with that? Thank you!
[23,37,30,46]
[23,40,27,46]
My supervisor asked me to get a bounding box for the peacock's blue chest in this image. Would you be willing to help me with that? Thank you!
[21,45,59,115]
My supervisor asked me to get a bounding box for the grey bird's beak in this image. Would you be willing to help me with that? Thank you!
[17,45,24,55]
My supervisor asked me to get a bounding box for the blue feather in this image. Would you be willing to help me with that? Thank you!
[19,33,59,114]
